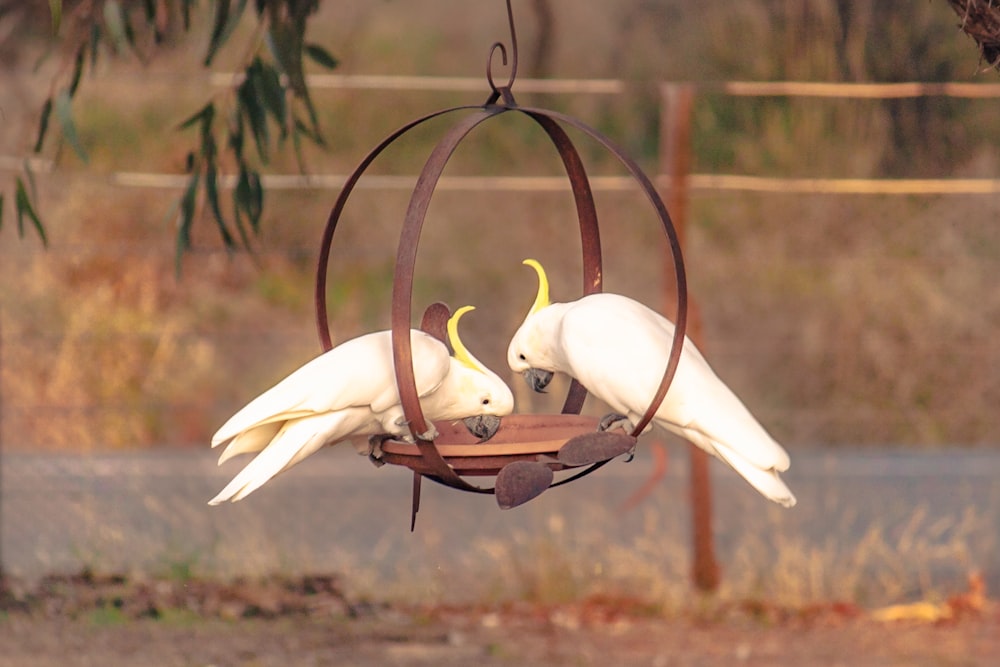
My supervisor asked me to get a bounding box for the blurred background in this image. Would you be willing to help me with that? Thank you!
[0,0,997,608]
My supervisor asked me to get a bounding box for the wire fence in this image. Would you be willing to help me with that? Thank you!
[2,75,999,589]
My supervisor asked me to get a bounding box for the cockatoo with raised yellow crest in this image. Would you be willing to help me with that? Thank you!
[209,306,514,504]
[507,259,796,508]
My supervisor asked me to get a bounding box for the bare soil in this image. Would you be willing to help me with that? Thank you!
[0,573,997,666]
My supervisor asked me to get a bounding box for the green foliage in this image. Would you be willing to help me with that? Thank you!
[48,0,62,33]
[7,0,338,264]
[14,173,48,247]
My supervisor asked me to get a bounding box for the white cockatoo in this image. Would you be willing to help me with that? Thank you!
[506,259,796,508]
[209,306,514,504]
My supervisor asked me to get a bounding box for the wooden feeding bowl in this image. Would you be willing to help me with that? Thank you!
[312,0,688,521]
[379,414,605,477]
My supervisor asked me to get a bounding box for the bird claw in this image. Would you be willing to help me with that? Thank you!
[366,434,390,467]
[597,414,638,460]
[417,425,440,442]
[390,416,438,443]
[598,412,633,434]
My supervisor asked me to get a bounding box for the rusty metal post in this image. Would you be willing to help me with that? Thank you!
[659,83,720,592]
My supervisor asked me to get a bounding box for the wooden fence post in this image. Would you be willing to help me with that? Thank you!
[659,83,720,592]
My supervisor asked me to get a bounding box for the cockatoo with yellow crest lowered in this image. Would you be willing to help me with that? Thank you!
[209,306,514,504]
[507,259,796,508]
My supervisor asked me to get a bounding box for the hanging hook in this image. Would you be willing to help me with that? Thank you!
[486,0,518,101]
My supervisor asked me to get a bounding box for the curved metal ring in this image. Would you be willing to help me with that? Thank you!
[516,105,689,438]
[315,101,687,496]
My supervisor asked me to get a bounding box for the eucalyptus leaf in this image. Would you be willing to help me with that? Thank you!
[237,77,270,163]
[68,45,86,96]
[176,168,200,276]
[34,98,53,153]
[228,111,245,160]
[204,0,248,66]
[231,203,252,250]
[304,43,338,70]
[89,23,101,68]
[234,164,262,231]
[204,161,235,248]
[181,0,194,30]
[15,177,47,247]
[248,59,287,135]
[53,90,88,163]
[48,0,62,34]
[103,0,128,55]
[178,102,214,131]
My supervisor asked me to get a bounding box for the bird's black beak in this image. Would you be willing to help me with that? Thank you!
[523,368,554,393]
[463,414,502,443]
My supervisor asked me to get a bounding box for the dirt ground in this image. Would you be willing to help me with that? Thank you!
[1,573,998,666]
[2,606,999,666]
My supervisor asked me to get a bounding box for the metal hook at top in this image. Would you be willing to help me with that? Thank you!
[486,0,518,104]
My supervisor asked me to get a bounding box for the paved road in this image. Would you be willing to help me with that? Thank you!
[2,445,997,602]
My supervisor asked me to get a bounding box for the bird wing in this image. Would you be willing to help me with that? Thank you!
[208,407,376,504]
[367,330,452,414]
[211,330,450,448]
[562,294,789,472]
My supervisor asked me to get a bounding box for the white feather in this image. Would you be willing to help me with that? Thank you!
[508,291,796,508]
[210,329,514,504]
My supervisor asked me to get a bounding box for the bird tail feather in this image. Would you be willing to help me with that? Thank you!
[216,422,283,465]
[711,443,797,508]
[208,420,326,505]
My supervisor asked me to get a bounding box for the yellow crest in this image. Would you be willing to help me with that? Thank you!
[447,305,486,372]
[523,258,550,315]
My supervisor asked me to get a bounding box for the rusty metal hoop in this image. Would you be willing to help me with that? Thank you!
[314,89,688,500]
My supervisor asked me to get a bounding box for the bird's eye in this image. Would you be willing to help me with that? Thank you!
[518,354,526,361]
[482,398,490,405]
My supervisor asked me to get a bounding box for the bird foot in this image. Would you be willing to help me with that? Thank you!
[393,417,439,443]
[597,413,637,461]
[366,434,391,468]
[598,412,633,434]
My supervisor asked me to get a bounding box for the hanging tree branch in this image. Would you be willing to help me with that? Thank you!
[4,0,338,269]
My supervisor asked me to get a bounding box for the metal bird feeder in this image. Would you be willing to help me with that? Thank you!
[314,0,688,523]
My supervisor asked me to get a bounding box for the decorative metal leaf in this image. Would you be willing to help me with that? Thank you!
[53,90,88,163]
[557,431,636,467]
[15,178,47,247]
[34,98,53,153]
[495,461,554,510]
[304,43,338,70]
